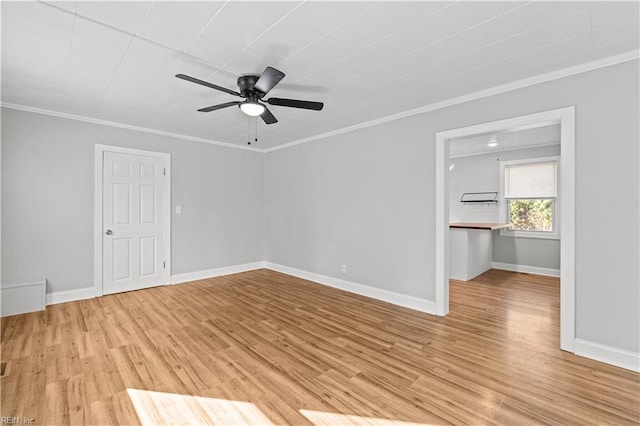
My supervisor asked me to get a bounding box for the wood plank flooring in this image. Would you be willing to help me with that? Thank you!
[1,269,638,425]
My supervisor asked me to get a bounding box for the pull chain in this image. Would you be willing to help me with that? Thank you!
[247,117,259,145]
[247,116,251,145]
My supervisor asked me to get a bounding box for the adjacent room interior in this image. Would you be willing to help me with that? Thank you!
[1,1,639,424]
[448,124,561,283]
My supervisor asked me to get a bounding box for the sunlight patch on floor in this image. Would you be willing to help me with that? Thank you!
[299,409,433,426]
[507,309,552,333]
[126,388,274,425]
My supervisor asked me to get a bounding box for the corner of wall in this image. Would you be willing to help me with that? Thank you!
[261,149,267,264]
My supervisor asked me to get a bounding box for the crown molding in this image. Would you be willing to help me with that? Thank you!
[3,51,637,155]
[264,50,639,153]
[0,103,263,153]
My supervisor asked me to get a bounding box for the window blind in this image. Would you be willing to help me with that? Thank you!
[504,161,557,198]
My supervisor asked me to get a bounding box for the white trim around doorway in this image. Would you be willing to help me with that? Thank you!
[434,106,576,353]
[94,144,172,297]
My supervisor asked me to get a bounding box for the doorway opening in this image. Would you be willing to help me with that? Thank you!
[435,107,575,352]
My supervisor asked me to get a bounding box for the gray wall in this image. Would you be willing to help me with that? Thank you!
[1,108,264,294]
[2,61,638,354]
[449,145,561,270]
[264,60,639,353]
[265,119,432,298]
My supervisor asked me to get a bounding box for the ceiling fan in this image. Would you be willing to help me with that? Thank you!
[175,67,324,125]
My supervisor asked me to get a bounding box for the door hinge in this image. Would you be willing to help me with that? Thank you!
[163,168,166,176]
[163,261,166,269]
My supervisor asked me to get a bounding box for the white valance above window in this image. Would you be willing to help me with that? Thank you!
[504,161,557,198]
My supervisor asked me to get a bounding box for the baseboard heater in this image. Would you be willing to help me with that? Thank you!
[1,279,46,317]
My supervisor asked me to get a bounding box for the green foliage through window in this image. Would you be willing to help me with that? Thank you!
[508,199,553,232]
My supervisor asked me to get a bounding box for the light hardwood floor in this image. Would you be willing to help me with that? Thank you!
[1,269,638,425]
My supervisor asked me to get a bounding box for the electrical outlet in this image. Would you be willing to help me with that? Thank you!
[341,264,347,274]
[176,205,182,214]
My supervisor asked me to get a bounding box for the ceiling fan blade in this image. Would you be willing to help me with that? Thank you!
[254,67,285,95]
[260,106,278,125]
[175,74,241,97]
[267,97,324,111]
[197,101,241,112]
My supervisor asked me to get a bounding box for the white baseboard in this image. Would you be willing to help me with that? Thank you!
[170,261,266,285]
[492,262,560,278]
[574,338,640,372]
[44,262,266,305]
[264,262,436,314]
[47,286,98,305]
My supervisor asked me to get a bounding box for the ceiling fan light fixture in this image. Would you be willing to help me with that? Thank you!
[240,101,265,117]
[488,135,499,148]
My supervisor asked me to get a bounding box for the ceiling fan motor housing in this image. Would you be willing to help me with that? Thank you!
[237,75,261,98]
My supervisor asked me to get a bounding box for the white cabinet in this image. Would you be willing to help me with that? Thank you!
[449,223,510,281]
[450,228,493,281]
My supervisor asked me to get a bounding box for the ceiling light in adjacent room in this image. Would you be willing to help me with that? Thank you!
[240,101,265,117]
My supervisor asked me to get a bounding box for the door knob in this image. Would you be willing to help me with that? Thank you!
[105,229,113,235]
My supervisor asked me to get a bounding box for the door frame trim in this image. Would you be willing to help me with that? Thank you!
[94,144,172,297]
[434,106,576,352]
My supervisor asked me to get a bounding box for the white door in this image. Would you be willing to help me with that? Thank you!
[102,151,169,295]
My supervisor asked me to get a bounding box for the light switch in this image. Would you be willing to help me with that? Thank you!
[176,205,182,214]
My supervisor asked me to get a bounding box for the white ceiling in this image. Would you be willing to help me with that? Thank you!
[449,124,560,158]
[1,1,638,149]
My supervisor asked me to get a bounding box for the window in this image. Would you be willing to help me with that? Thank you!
[500,157,559,239]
